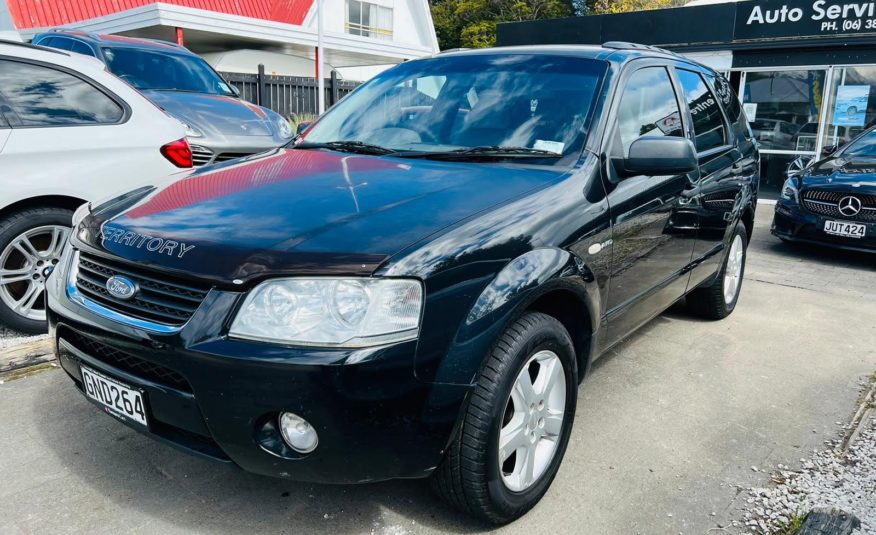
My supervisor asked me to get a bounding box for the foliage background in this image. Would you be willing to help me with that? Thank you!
[429,0,687,50]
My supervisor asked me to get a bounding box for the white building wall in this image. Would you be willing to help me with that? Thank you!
[303,0,437,52]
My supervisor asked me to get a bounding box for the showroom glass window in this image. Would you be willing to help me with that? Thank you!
[742,70,826,152]
[614,67,683,157]
[676,69,728,152]
[820,66,876,151]
[347,0,393,39]
[0,60,124,126]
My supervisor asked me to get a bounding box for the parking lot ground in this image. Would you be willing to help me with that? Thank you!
[2,207,876,535]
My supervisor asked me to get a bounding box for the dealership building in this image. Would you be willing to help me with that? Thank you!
[498,0,876,194]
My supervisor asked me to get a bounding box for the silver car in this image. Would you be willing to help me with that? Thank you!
[33,31,294,164]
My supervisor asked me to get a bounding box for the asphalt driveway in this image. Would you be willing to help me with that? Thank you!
[2,206,875,535]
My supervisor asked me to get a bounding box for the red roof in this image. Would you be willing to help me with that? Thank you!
[7,0,314,30]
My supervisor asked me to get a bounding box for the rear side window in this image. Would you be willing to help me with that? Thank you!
[0,60,124,126]
[70,41,95,57]
[676,69,728,152]
[614,66,683,157]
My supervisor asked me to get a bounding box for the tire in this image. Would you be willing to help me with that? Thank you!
[687,222,748,320]
[0,207,73,334]
[430,311,578,524]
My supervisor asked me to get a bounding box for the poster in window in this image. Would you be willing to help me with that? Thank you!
[833,85,870,127]
[743,103,757,122]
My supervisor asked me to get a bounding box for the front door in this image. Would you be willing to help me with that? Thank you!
[601,65,699,348]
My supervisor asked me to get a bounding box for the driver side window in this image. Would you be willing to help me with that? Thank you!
[613,66,683,159]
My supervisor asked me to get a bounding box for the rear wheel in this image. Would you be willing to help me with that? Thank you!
[0,208,72,333]
[687,222,748,320]
[430,311,577,524]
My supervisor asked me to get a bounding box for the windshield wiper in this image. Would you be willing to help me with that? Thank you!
[398,146,563,161]
[295,140,397,155]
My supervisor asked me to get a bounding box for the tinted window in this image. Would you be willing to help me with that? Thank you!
[0,60,124,126]
[614,67,683,157]
[52,37,76,51]
[676,69,727,153]
[102,47,235,96]
[70,41,95,57]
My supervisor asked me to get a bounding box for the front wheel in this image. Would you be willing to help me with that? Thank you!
[0,207,73,333]
[430,311,577,524]
[687,222,748,320]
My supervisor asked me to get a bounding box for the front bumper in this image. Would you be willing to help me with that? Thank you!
[771,199,876,253]
[46,261,470,484]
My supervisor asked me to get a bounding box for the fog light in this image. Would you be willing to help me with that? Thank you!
[278,412,318,453]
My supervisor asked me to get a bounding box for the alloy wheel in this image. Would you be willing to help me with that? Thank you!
[498,349,567,492]
[0,225,69,322]
[723,234,744,305]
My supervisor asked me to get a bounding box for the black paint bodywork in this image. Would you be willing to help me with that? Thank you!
[47,46,759,483]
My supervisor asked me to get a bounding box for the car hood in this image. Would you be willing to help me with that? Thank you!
[142,90,275,137]
[802,155,876,192]
[76,149,568,283]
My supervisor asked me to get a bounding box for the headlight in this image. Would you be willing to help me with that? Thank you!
[276,118,293,139]
[181,122,203,138]
[780,178,799,203]
[229,278,423,348]
[71,202,91,227]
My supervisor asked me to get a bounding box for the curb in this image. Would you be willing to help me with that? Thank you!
[0,338,54,375]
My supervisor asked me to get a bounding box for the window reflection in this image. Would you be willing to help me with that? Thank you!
[821,66,876,151]
[0,60,123,126]
[742,70,826,151]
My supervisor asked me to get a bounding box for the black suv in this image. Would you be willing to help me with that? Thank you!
[47,44,758,524]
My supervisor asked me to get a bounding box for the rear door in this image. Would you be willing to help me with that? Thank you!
[600,63,700,348]
[673,67,753,288]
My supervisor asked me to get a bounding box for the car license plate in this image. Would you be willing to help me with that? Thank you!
[81,365,148,427]
[824,220,866,238]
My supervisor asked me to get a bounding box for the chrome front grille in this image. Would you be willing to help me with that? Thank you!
[73,252,210,327]
[190,145,214,167]
[190,145,255,167]
[213,152,254,163]
[801,189,876,222]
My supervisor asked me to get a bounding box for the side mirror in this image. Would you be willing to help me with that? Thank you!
[296,121,312,135]
[229,84,241,97]
[622,137,698,178]
[822,144,837,156]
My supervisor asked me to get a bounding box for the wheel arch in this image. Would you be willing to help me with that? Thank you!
[0,195,86,223]
[427,248,601,386]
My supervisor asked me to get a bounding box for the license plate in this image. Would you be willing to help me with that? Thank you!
[824,220,866,238]
[81,365,148,427]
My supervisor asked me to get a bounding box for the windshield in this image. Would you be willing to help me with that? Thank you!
[840,128,876,158]
[102,47,235,96]
[301,54,607,164]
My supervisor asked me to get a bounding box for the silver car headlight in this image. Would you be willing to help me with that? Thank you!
[780,178,799,203]
[276,118,293,139]
[180,122,203,138]
[229,278,423,348]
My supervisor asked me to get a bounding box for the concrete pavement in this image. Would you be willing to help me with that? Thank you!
[1,207,875,535]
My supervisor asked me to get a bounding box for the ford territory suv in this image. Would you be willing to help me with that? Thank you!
[47,43,759,524]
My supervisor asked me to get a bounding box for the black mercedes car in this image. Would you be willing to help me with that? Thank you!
[773,126,876,252]
[47,43,758,524]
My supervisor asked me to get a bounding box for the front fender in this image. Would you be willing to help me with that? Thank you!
[415,248,600,386]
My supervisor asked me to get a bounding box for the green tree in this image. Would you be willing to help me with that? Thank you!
[430,0,577,49]
[588,0,683,14]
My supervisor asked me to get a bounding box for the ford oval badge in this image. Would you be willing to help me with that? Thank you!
[106,275,138,301]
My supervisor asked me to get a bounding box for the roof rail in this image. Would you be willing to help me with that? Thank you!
[602,41,679,57]
[439,48,471,54]
[0,38,69,56]
[138,37,186,48]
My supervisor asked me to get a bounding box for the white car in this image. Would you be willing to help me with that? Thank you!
[0,40,191,333]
